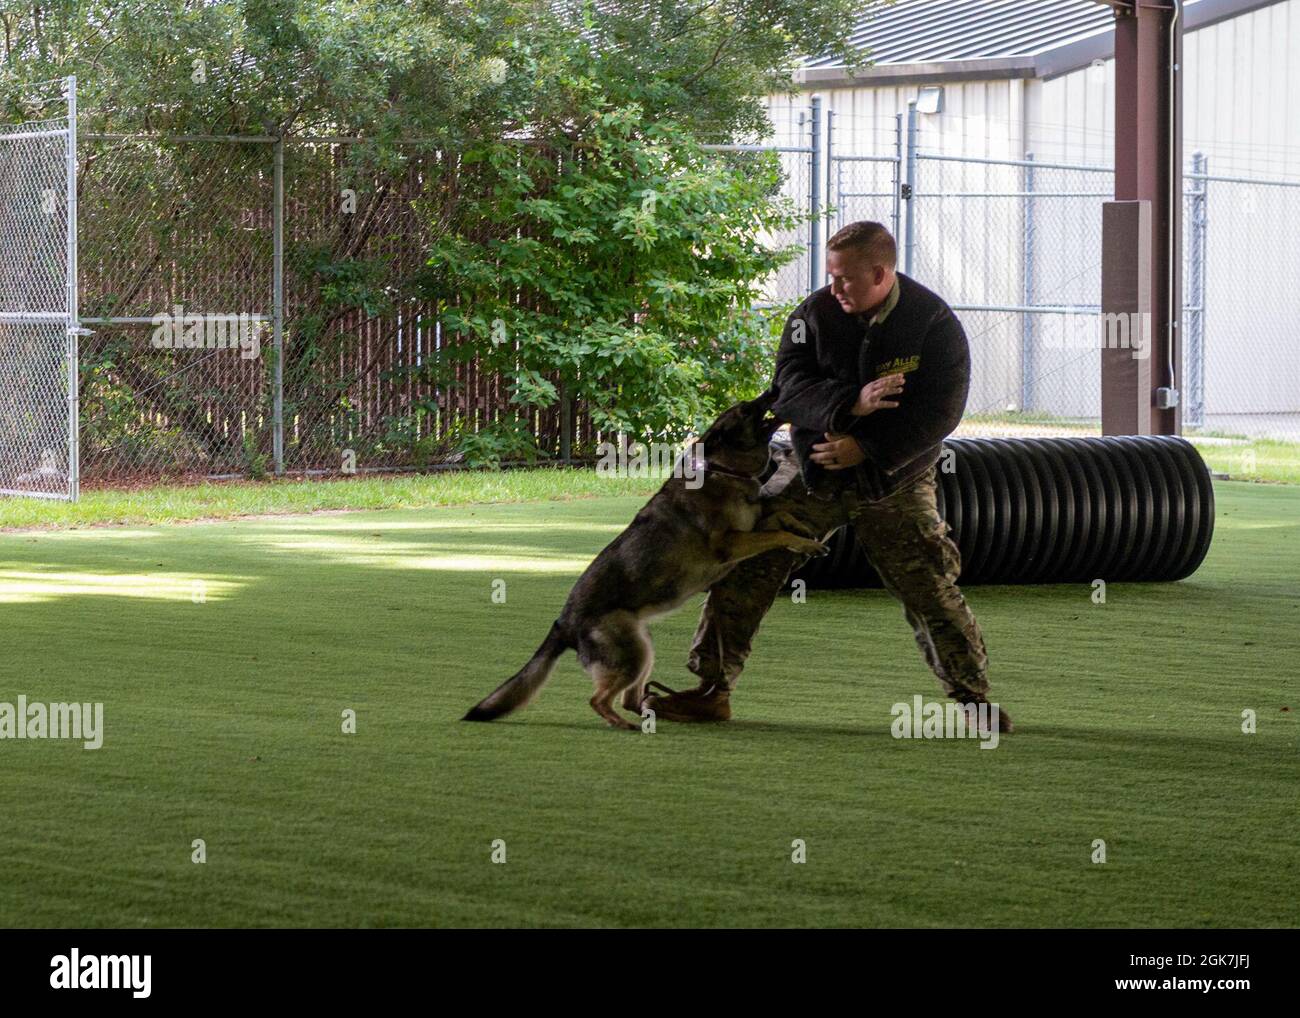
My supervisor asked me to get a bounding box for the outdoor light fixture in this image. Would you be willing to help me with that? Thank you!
[916,86,944,114]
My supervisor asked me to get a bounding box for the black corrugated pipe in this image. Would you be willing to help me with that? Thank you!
[783,435,1215,588]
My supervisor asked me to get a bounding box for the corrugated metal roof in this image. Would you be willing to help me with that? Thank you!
[804,0,1118,69]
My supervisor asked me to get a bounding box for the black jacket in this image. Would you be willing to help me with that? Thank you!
[769,272,970,500]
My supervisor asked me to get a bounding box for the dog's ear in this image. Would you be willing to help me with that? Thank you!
[742,388,778,417]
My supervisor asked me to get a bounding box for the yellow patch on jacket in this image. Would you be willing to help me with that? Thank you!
[874,354,921,378]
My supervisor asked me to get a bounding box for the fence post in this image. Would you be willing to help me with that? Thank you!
[1187,151,1206,428]
[1021,152,1035,412]
[903,98,917,276]
[64,76,81,502]
[835,129,845,233]
[272,137,285,476]
[892,112,903,241]
[809,95,823,292]
[826,107,837,236]
[559,382,572,464]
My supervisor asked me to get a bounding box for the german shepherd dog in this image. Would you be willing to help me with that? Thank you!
[462,392,828,729]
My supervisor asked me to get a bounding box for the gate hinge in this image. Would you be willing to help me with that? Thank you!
[899,183,913,199]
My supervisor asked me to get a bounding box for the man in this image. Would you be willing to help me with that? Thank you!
[643,220,1012,732]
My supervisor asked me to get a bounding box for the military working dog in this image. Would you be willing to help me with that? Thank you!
[463,393,827,729]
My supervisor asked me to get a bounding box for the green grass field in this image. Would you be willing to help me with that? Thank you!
[1,480,1296,928]
[0,468,662,530]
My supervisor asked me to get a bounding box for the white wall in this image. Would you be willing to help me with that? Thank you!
[1182,0,1300,421]
[1184,0,1300,179]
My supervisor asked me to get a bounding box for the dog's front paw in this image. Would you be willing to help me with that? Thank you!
[762,510,814,536]
[786,536,830,557]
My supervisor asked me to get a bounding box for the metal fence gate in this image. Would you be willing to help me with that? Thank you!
[0,76,80,500]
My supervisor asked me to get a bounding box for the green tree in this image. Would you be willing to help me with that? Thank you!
[1,0,862,470]
[425,105,804,460]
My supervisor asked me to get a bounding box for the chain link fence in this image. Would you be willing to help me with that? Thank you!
[724,99,820,303]
[78,134,274,482]
[67,116,820,486]
[0,80,78,499]
[827,107,1300,447]
[0,86,821,492]
[70,135,597,483]
[911,149,1113,430]
[5,82,1296,492]
[1184,162,1300,443]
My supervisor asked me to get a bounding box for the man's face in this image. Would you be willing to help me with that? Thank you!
[827,248,894,315]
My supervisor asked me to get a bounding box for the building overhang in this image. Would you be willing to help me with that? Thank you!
[790,0,1280,89]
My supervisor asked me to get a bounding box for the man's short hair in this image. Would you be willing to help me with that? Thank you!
[827,221,897,268]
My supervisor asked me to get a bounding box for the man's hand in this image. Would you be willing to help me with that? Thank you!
[810,433,866,471]
[849,373,905,416]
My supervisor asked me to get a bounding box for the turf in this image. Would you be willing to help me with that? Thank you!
[0,480,1296,928]
[0,468,661,530]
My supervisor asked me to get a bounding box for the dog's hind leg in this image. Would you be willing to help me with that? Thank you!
[620,623,656,717]
[579,613,648,730]
[590,665,640,730]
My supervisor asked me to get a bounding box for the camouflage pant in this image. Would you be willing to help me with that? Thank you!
[686,452,990,702]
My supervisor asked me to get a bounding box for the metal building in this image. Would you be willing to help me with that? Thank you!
[773,0,1299,441]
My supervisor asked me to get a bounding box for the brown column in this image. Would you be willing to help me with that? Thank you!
[1101,201,1154,433]
[1103,0,1183,435]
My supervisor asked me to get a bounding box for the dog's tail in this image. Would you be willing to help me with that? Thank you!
[462,620,570,722]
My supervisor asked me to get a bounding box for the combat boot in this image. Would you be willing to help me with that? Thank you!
[639,680,732,722]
